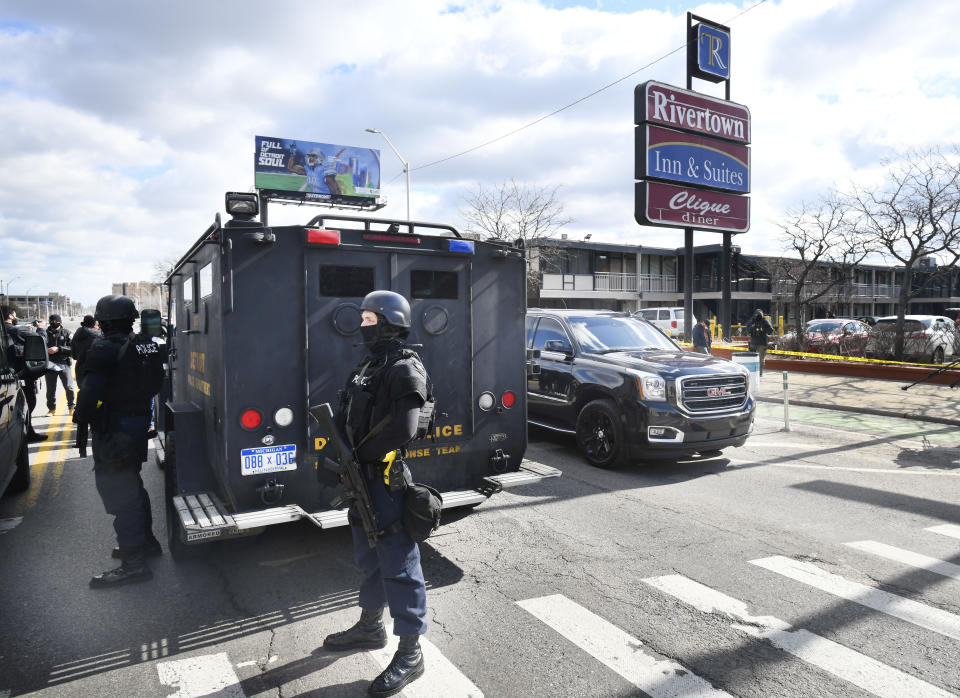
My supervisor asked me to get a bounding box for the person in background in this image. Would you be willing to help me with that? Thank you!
[44,314,75,415]
[747,309,775,376]
[692,319,711,354]
[71,315,102,387]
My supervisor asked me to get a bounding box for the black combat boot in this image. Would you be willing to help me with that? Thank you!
[89,548,153,589]
[323,608,388,651]
[111,535,162,559]
[368,635,425,697]
[27,431,48,443]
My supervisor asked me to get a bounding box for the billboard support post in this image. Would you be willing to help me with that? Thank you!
[684,227,694,341]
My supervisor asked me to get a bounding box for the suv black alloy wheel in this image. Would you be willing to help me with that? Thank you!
[575,399,627,469]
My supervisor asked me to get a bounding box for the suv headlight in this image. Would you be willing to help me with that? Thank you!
[636,373,666,402]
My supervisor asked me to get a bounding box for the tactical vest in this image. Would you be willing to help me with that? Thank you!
[341,347,435,450]
[96,333,166,415]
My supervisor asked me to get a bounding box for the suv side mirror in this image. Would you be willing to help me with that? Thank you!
[23,334,47,374]
[544,339,573,355]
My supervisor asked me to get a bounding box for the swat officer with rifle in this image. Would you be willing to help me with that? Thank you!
[319,290,432,697]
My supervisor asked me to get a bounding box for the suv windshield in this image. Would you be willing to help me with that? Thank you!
[568,315,677,353]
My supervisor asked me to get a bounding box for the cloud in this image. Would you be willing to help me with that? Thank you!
[0,0,958,305]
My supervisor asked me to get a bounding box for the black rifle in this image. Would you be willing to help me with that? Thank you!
[309,402,381,548]
[901,356,960,391]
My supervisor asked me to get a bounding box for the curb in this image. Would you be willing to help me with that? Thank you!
[756,396,960,428]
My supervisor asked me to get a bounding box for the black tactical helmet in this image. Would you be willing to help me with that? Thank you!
[49,313,62,323]
[360,290,411,329]
[95,294,139,322]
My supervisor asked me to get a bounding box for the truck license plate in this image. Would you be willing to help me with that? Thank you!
[240,444,297,476]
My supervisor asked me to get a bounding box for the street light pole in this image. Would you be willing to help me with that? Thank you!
[365,128,410,221]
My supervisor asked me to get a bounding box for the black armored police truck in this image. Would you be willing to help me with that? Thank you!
[158,192,559,558]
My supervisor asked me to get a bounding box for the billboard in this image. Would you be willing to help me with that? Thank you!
[254,136,381,206]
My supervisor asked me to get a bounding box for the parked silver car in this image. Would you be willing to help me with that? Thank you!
[866,315,959,363]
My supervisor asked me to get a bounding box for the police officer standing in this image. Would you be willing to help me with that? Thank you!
[323,290,429,697]
[74,295,165,588]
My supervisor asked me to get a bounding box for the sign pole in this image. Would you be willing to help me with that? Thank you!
[684,13,695,344]
[722,233,732,340]
[684,228,694,341]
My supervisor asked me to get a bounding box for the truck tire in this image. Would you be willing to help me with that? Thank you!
[163,433,197,560]
[8,433,31,494]
[575,399,628,469]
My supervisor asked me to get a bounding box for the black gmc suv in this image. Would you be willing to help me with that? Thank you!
[526,310,755,468]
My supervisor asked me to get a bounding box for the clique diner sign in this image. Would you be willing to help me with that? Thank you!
[634,80,751,233]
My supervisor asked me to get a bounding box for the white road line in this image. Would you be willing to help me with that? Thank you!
[370,627,483,697]
[726,457,960,477]
[0,517,23,535]
[156,652,245,697]
[517,594,730,698]
[845,541,960,581]
[642,575,953,698]
[750,556,960,641]
[926,524,960,540]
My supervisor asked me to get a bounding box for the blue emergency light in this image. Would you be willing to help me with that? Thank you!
[448,239,475,254]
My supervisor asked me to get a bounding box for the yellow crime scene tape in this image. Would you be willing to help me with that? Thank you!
[679,340,958,369]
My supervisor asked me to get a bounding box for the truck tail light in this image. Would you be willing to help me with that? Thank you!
[306,229,341,245]
[671,320,677,328]
[501,391,516,409]
[241,409,262,429]
[478,392,495,411]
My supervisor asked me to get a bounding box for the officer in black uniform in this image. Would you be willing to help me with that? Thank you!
[74,295,165,589]
[323,290,429,697]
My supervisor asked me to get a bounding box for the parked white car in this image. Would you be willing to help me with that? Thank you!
[634,307,697,340]
[866,315,959,363]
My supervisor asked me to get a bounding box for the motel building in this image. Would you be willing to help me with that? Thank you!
[527,237,960,327]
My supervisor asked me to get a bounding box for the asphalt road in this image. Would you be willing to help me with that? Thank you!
[2,401,960,697]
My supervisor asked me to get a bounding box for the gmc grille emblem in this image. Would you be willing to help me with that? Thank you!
[707,387,729,397]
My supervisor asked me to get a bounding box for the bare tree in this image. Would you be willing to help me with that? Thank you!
[772,194,868,348]
[152,255,180,283]
[849,147,960,359]
[461,179,572,289]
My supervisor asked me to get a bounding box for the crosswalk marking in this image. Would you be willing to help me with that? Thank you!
[370,629,483,697]
[643,574,954,698]
[926,523,960,540]
[750,555,960,641]
[845,540,960,581]
[517,594,731,697]
[156,652,244,697]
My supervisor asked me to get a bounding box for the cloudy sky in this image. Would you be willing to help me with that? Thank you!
[1,0,958,306]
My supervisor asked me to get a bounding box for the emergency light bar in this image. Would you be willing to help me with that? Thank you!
[362,233,421,244]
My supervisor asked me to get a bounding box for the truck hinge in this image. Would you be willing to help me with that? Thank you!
[489,449,510,474]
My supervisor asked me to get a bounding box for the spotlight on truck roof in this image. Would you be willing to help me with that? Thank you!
[225,192,259,220]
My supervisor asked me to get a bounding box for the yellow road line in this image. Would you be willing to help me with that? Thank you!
[16,392,72,514]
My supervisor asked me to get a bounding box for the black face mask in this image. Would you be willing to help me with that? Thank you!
[50,322,61,330]
[361,324,382,350]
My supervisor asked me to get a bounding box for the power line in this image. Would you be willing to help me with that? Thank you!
[402,0,767,175]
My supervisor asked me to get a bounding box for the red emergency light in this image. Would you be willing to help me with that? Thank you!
[306,229,341,245]
[362,233,421,244]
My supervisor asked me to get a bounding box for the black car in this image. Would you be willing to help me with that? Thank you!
[0,324,45,496]
[526,310,755,468]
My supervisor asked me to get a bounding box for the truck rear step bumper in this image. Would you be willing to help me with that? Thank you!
[172,459,561,542]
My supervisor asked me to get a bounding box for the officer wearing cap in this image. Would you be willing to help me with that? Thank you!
[74,295,166,588]
[322,290,429,697]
